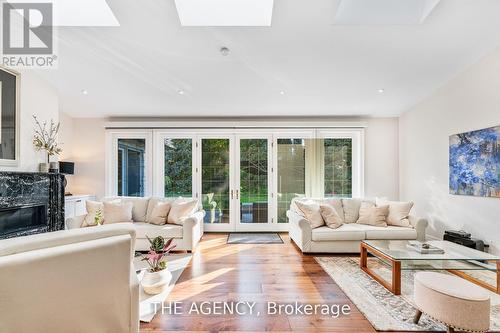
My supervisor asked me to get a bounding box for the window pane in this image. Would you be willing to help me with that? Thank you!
[277,138,306,223]
[117,138,145,197]
[324,138,352,197]
[240,139,268,223]
[164,138,192,197]
[202,139,230,224]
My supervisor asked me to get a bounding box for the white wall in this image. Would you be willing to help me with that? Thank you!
[0,70,59,172]
[64,117,399,200]
[365,118,399,200]
[400,45,500,255]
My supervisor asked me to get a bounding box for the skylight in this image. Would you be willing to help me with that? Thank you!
[174,0,274,26]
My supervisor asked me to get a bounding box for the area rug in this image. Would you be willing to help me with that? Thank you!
[315,256,500,332]
[227,232,283,244]
[134,253,191,322]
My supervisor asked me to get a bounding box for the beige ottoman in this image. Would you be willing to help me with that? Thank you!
[413,272,490,333]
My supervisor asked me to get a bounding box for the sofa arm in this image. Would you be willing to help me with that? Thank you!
[66,215,85,229]
[180,211,205,252]
[287,210,312,252]
[409,216,428,241]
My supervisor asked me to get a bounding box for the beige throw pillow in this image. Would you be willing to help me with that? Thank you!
[147,201,171,225]
[167,199,198,225]
[81,200,104,227]
[341,199,363,223]
[103,201,133,224]
[356,201,389,227]
[319,204,343,229]
[294,200,324,229]
[376,198,413,227]
[322,198,344,223]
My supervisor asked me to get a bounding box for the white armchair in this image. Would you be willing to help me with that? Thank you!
[0,224,139,333]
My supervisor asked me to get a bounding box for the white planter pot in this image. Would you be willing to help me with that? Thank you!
[39,163,49,173]
[141,269,172,295]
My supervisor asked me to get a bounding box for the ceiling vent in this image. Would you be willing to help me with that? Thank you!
[174,0,274,26]
[333,0,441,25]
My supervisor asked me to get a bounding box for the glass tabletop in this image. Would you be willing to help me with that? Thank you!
[363,240,500,261]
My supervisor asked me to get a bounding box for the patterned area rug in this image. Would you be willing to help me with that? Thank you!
[227,233,283,244]
[315,256,500,332]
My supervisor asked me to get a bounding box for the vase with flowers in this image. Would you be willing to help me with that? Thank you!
[140,236,176,295]
[32,115,62,172]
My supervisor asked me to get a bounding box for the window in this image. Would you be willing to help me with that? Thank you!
[117,138,145,197]
[164,138,192,197]
[324,138,352,197]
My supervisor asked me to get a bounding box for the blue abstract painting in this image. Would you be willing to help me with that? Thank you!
[449,125,499,197]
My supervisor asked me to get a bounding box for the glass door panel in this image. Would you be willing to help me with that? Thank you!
[117,138,145,197]
[239,138,269,224]
[201,138,231,225]
[324,138,352,197]
[276,139,306,223]
[164,138,192,197]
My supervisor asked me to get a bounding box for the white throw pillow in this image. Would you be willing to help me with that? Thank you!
[319,204,343,229]
[167,199,198,225]
[294,200,325,229]
[376,198,413,227]
[322,198,344,223]
[341,198,363,223]
[81,200,104,227]
[356,201,389,227]
[103,201,133,224]
[147,201,171,225]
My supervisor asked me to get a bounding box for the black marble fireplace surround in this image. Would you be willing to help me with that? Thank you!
[0,172,65,239]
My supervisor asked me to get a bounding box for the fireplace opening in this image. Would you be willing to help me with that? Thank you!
[0,204,48,238]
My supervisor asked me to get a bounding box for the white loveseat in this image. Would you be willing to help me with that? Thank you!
[0,224,139,333]
[66,196,205,252]
[288,198,428,253]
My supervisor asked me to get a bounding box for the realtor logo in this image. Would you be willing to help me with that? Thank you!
[2,2,56,67]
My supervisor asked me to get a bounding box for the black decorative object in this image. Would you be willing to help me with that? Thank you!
[0,171,65,239]
[59,161,74,195]
[59,161,74,175]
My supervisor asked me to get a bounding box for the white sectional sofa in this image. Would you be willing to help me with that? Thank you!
[288,198,428,253]
[66,196,205,252]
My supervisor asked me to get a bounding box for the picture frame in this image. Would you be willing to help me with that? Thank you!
[0,65,20,167]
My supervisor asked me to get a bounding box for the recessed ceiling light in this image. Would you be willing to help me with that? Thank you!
[81,89,88,95]
[279,90,285,95]
[378,88,385,93]
[177,89,185,95]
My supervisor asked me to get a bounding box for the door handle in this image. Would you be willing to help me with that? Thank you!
[236,189,239,199]
[231,189,234,199]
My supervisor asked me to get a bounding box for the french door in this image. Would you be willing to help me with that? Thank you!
[198,134,273,232]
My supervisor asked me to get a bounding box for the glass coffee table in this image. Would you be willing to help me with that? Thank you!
[360,240,500,295]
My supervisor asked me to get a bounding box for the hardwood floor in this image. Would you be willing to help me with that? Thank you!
[139,234,401,332]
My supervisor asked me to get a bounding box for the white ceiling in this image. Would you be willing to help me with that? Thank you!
[36,0,500,118]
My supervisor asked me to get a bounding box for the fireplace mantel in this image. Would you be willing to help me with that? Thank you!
[0,172,65,239]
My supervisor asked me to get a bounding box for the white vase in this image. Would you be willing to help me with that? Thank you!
[141,269,172,295]
[39,163,49,172]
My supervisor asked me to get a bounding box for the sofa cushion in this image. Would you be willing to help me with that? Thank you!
[168,198,199,225]
[294,199,325,228]
[322,198,344,223]
[311,224,365,241]
[147,201,171,225]
[341,198,363,223]
[356,201,388,227]
[319,204,343,229]
[103,196,149,222]
[103,201,133,224]
[133,222,183,239]
[376,198,413,227]
[81,200,104,227]
[351,224,417,240]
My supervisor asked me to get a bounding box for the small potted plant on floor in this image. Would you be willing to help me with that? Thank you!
[141,236,176,295]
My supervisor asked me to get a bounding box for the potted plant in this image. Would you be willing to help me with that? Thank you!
[32,115,62,172]
[141,236,176,295]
